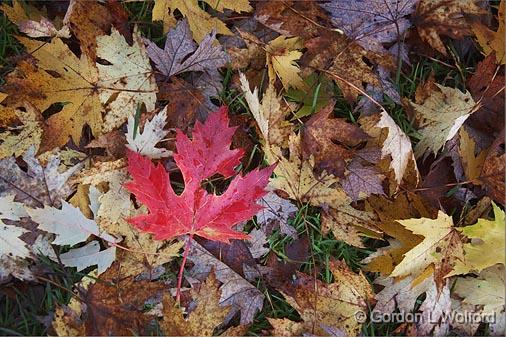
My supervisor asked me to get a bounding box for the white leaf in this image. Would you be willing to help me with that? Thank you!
[375,110,417,185]
[27,201,117,246]
[60,241,115,274]
[32,234,58,261]
[246,228,269,258]
[0,194,27,220]
[19,17,70,38]
[126,106,171,158]
[88,185,101,218]
[256,190,298,239]
[0,222,30,259]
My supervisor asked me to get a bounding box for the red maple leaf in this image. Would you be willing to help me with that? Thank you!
[124,106,274,299]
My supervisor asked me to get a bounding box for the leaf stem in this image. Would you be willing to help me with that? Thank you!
[176,234,193,303]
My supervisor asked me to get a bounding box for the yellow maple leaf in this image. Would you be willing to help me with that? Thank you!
[161,271,230,336]
[152,0,252,42]
[267,134,349,207]
[266,35,307,91]
[411,84,478,158]
[390,211,465,284]
[4,28,156,151]
[472,1,505,64]
[449,202,505,276]
[362,194,433,275]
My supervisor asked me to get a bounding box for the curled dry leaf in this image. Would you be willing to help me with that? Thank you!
[360,110,418,186]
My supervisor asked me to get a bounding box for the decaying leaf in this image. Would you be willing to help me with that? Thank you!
[96,28,157,133]
[341,160,385,201]
[82,266,166,336]
[363,194,435,276]
[480,132,505,205]
[63,0,120,60]
[322,204,382,248]
[321,0,417,54]
[0,102,42,159]
[458,128,487,181]
[414,0,488,55]
[145,19,228,78]
[0,146,81,207]
[301,101,368,177]
[161,271,230,336]
[266,35,307,91]
[454,265,505,323]
[411,84,477,157]
[256,190,298,239]
[267,134,349,208]
[466,53,505,139]
[269,260,374,336]
[189,241,264,325]
[0,1,45,26]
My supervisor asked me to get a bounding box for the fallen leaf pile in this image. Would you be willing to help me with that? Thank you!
[0,1,504,336]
